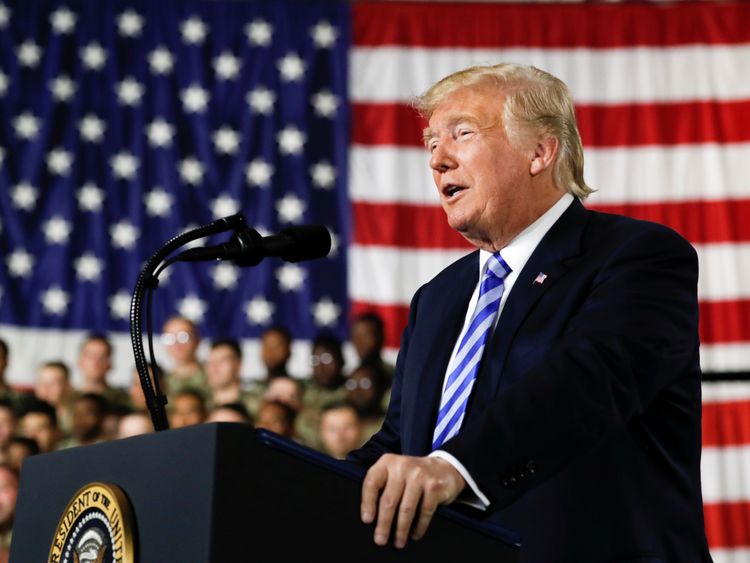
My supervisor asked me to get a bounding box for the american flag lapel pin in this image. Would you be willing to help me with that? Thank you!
[533,272,548,285]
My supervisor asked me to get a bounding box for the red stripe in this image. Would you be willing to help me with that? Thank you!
[352,101,750,148]
[704,501,750,548]
[703,400,750,447]
[353,2,750,48]
[353,300,750,350]
[352,200,750,246]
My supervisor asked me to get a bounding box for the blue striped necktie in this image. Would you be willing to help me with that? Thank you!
[432,253,512,450]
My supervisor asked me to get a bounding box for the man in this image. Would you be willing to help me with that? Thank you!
[76,334,130,409]
[0,464,18,559]
[205,339,256,412]
[18,400,61,453]
[349,63,710,561]
[35,361,74,435]
[161,316,208,398]
[320,402,363,460]
[169,389,207,429]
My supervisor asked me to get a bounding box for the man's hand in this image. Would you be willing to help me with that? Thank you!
[360,453,466,549]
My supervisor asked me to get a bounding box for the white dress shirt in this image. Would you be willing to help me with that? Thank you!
[430,192,575,509]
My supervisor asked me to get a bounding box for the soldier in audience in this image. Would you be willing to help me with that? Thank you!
[5,437,39,473]
[161,316,208,399]
[116,410,153,439]
[261,326,292,380]
[0,403,15,452]
[0,339,33,414]
[34,361,74,435]
[351,313,394,380]
[298,335,348,449]
[255,400,296,438]
[0,464,18,558]
[320,402,363,460]
[169,389,207,429]
[76,334,130,409]
[206,403,252,424]
[58,393,108,449]
[205,339,257,414]
[344,363,389,442]
[18,401,60,453]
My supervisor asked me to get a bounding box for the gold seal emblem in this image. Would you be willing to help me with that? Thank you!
[48,482,135,563]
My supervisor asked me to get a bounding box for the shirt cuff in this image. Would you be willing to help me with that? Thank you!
[429,450,490,511]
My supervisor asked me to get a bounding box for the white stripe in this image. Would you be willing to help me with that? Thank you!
[350,243,750,304]
[433,380,475,442]
[448,311,494,378]
[443,343,485,407]
[709,548,750,563]
[701,445,750,503]
[350,144,750,206]
[351,45,750,104]
[702,382,750,404]
[700,343,750,373]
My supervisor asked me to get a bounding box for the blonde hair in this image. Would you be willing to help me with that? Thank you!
[416,63,593,199]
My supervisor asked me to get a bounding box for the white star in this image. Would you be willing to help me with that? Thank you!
[310,161,337,189]
[0,70,8,97]
[50,6,76,34]
[276,263,305,292]
[79,114,106,142]
[47,148,73,176]
[212,263,239,290]
[109,290,131,320]
[246,86,275,115]
[276,193,306,224]
[13,112,40,140]
[276,125,306,155]
[245,18,273,46]
[212,126,240,155]
[18,40,42,68]
[50,75,76,102]
[0,4,9,29]
[245,296,274,325]
[213,51,241,80]
[144,187,172,217]
[110,151,139,180]
[211,194,239,219]
[116,77,144,106]
[245,158,274,187]
[148,46,174,75]
[110,220,139,249]
[181,16,207,45]
[179,157,204,186]
[312,298,340,327]
[117,9,143,37]
[7,249,34,278]
[277,52,306,82]
[311,89,339,118]
[177,294,206,322]
[74,252,103,281]
[81,42,107,70]
[11,182,37,211]
[41,286,70,315]
[78,183,104,211]
[181,84,209,113]
[146,118,174,148]
[310,20,338,48]
[43,216,72,244]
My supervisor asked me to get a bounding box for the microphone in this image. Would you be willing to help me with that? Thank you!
[175,224,331,266]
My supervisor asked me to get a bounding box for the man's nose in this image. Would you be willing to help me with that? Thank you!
[429,143,457,173]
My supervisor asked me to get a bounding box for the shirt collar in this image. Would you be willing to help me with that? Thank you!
[478,192,575,276]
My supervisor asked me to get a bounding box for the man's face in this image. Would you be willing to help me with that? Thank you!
[35,366,71,405]
[170,395,205,428]
[0,467,18,527]
[205,345,241,389]
[261,331,290,371]
[320,408,361,459]
[20,413,58,452]
[78,340,112,384]
[426,85,535,249]
[351,321,379,360]
[162,318,199,364]
[311,344,342,387]
[72,399,103,441]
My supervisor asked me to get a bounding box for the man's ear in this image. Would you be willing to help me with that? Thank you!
[529,136,558,176]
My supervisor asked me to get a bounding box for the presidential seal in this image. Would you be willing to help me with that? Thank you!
[48,482,135,563]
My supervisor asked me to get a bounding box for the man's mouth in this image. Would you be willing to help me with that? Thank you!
[443,184,468,199]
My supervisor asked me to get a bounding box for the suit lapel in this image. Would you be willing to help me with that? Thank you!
[472,199,590,404]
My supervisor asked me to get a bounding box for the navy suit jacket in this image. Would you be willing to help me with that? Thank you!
[350,199,712,562]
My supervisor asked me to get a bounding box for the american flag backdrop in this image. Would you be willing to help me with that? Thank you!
[0,0,749,558]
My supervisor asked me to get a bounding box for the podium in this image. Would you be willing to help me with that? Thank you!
[10,424,521,562]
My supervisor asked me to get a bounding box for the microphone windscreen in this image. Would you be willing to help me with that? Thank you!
[279,225,331,262]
